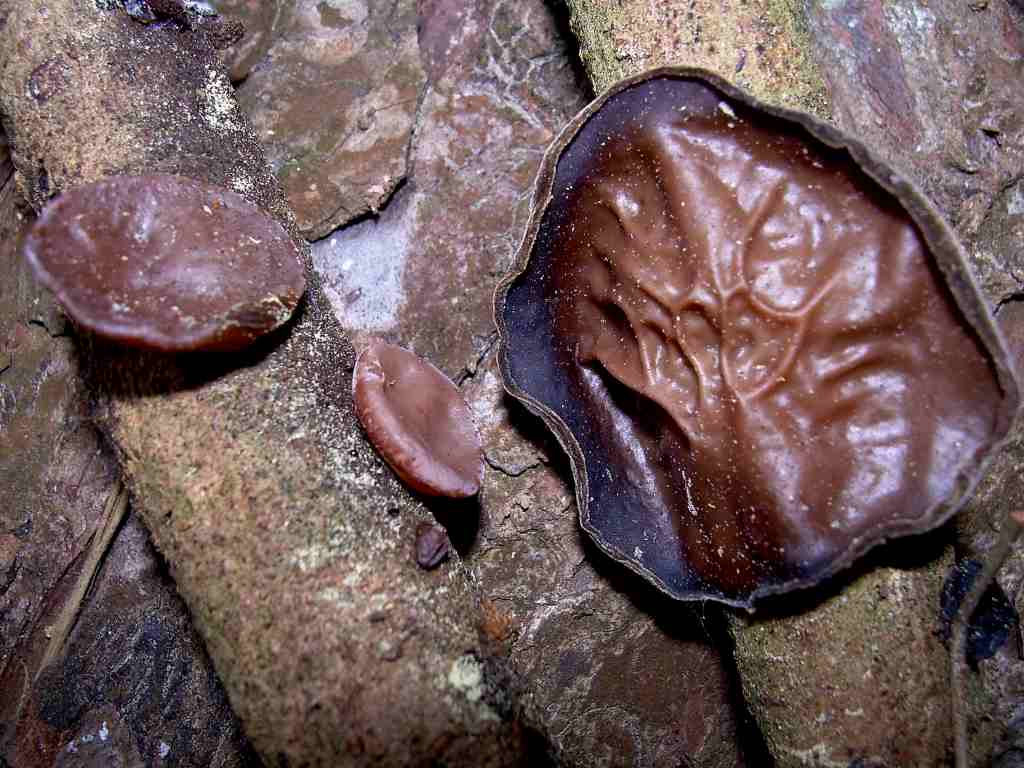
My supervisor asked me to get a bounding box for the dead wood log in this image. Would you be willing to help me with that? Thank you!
[0,2,539,765]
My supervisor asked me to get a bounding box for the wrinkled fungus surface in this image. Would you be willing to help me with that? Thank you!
[353,340,483,498]
[496,68,1019,607]
[21,174,306,352]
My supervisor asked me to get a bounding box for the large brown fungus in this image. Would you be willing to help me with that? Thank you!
[495,68,1020,608]
[21,174,306,352]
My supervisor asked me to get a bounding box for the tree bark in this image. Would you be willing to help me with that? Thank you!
[0,2,537,765]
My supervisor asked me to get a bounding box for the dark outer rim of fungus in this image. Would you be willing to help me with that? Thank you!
[493,66,1022,610]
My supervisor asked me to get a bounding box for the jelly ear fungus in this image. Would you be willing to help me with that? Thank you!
[352,340,484,499]
[494,67,1020,609]
[20,174,306,353]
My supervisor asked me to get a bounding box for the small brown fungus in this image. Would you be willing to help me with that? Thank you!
[494,68,1020,608]
[353,340,483,498]
[20,174,306,352]
[414,521,451,569]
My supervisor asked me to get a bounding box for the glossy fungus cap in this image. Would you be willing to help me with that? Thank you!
[494,67,1020,609]
[353,340,483,498]
[21,174,306,352]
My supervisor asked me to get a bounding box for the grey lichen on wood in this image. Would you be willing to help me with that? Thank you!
[0,1,535,765]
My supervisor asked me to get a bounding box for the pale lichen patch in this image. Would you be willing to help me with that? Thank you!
[447,653,485,702]
[202,66,244,133]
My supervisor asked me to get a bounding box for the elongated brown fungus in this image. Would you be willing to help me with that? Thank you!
[495,68,1020,608]
[21,174,306,352]
[353,340,483,498]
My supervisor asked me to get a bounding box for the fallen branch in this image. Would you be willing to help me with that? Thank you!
[0,2,536,765]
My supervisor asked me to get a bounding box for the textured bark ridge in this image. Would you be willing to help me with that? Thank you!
[308,0,590,376]
[562,0,1024,765]
[235,0,425,240]
[213,0,294,82]
[0,2,537,765]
